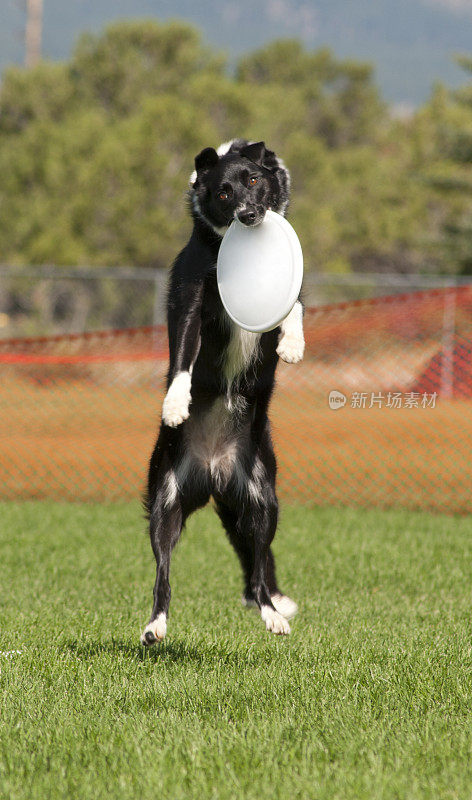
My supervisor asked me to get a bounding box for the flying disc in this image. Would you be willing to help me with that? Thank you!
[217,209,303,333]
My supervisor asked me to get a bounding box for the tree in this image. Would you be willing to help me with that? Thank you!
[237,40,384,148]
[0,19,466,276]
[0,62,76,134]
[419,59,472,274]
[71,19,225,115]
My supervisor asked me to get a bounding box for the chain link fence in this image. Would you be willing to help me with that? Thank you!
[1,276,471,513]
[1,264,467,338]
[0,265,167,338]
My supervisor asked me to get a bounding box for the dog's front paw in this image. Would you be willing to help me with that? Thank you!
[261,605,291,635]
[277,334,305,364]
[141,613,167,646]
[162,371,191,427]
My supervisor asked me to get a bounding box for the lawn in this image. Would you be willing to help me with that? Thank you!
[1,501,472,799]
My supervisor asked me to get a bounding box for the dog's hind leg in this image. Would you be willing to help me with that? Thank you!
[248,494,292,635]
[142,434,210,645]
[216,466,293,634]
[214,498,259,600]
[241,439,298,629]
[241,549,297,620]
[141,477,183,646]
[215,498,287,609]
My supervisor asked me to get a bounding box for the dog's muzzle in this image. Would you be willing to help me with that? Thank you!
[236,207,265,226]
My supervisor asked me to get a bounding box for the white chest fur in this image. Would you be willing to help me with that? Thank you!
[223,318,261,387]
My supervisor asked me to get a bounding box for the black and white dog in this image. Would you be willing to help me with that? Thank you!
[141,139,304,643]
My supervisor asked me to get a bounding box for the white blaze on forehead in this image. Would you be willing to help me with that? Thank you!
[217,140,236,156]
[188,139,241,186]
[189,139,289,190]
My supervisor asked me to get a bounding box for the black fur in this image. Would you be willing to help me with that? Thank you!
[142,140,294,643]
[191,139,290,231]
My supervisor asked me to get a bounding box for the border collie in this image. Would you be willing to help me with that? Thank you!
[141,139,304,643]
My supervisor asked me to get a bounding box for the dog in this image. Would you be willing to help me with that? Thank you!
[141,139,305,644]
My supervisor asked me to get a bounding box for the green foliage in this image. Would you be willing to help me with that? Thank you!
[0,18,471,273]
[418,60,472,274]
[72,19,225,115]
[237,41,384,148]
[0,62,78,135]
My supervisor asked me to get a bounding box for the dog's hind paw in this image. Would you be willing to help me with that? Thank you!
[271,593,298,620]
[276,334,305,364]
[162,371,191,427]
[141,613,167,646]
[242,593,298,620]
[261,605,291,635]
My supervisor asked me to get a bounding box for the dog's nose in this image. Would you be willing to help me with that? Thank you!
[237,208,257,225]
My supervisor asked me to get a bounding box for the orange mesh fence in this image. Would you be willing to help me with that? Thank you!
[1,286,472,513]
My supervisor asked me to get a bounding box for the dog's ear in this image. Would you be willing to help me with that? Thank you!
[195,147,219,174]
[241,141,266,166]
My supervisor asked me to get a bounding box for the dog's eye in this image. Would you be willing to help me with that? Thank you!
[249,177,258,186]
[218,191,228,201]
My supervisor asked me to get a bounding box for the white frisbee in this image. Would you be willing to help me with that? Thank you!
[217,209,303,333]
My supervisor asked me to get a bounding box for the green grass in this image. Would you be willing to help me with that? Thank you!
[1,501,472,800]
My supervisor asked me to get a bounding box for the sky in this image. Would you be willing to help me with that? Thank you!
[1,0,472,105]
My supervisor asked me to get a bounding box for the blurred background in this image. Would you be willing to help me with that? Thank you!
[1,1,472,512]
[1,0,472,334]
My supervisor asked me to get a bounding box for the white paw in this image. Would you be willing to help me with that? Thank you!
[277,334,305,363]
[271,593,298,620]
[242,593,298,620]
[141,613,167,646]
[261,605,291,635]
[162,371,191,427]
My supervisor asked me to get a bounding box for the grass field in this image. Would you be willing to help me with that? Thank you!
[1,501,472,800]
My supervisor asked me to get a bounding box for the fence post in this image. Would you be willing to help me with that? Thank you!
[152,270,167,389]
[152,269,166,332]
[440,283,456,400]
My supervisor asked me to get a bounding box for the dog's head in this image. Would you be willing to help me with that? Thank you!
[189,139,290,236]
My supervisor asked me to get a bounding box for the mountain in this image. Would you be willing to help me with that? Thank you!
[1,0,472,104]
